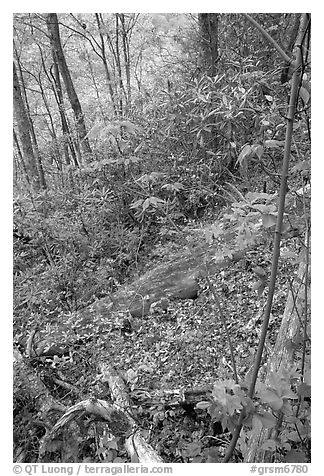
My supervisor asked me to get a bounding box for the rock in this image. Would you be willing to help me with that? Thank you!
[172,277,199,300]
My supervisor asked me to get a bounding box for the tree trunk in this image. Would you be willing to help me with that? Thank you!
[13,128,29,186]
[197,14,219,153]
[46,13,92,158]
[198,13,219,76]
[119,13,132,109]
[115,14,125,116]
[281,14,302,84]
[50,49,79,166]
[15,48,47,189]
[38,43,66,169]
[13,62,40,191]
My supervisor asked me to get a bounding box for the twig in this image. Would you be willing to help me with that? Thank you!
[52,376,79,394]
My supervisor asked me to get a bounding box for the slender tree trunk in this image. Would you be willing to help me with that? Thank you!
[197,14,220,152]
[28,112,47,189]
[13,61,40,191]
[98,13,126,116]
[13,128,30,186]
[50,50,79,167]
[46,13,92,157]
[119,14,132,109]
[37,43,66,169]
[84,47,106,123]
[95,13,118,116]
[14,44,47,189]
[39,78,63,171]
[115,14,125,116]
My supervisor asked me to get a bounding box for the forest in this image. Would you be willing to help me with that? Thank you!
[13,13,311,465]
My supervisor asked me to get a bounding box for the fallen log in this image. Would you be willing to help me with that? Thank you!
[14,348,66,417]
[100,363,164,463]
[14,349,67,462]
[38,363,163,463]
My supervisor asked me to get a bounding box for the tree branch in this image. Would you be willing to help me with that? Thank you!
[242,13,294,65]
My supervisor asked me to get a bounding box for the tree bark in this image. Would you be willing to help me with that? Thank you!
[198,13,219,76]
[14,44,47,189]
[13,128,29,186]
[115,14,125,116]
[50,48,79,166]
[46,13,92,158]
[13,61,40,191]
[119,13,133,110]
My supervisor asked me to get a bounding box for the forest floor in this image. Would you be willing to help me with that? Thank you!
[36,227,300,463]
[14,203,304,463]
[97,245,297,462]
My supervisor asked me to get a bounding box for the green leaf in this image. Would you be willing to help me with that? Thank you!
[297,383,311,398]
[291,160,310,173]
[206,447,219,463]
[281,222,291,233]
[130,199,143,209]
[252,144,264,160]
[254,411,277,429]
[104,124,121,136]
[142,198,151,211]
[286,430,300,442]
[252,204,276,213]
[86,122,103,140]
[162,182,184,192]
[148,196,165,207]
[182,441,202,458]
[105,438,119,450]
[253,266,267,278]
[236,144,252,165]
[120,120,140,135]
[252,279,267,296]
[128,156,141,163]
[262,213,277,228]
[261,439,277,451]
[259,389,283,411]
[299,86,310,105]
[264,140,285,148]
[285,449,307,463]
[281,388,298,400]
[205,224,223,243]
[96,446,107,456]
[195,401,211,410]
[131,452,140,463]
